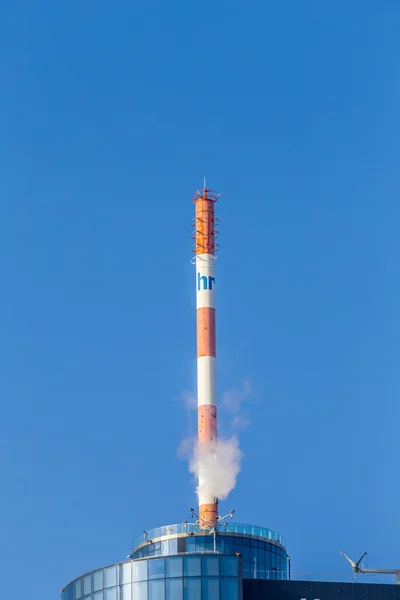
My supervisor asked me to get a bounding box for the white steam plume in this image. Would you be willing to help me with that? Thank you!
[178,381,252,503]
[189,439,243,501]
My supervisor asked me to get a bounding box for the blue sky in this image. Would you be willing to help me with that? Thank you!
[2,1,400,598]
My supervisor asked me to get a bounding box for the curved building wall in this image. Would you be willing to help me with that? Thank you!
[62,554,242,600]
[130,534,288,581]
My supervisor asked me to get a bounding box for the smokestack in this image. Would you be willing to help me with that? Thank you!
[192,184,219,529]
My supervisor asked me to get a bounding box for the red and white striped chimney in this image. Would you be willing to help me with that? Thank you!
[192,185,219,529]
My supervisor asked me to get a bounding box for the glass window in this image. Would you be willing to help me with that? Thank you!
[133,561,148,582]
[202,556,219,577]
[94,593,103,600]
[221,578,238,600]
[84,575,92,596]
[149,558,165,579]
[149,579,164,600]
[177,538,186,554]
[222,538,233,554]
[241,546,250,562]
[242,537,250,546]
[120,563,131,585]
[160,540,170,556]
[133,581,148,600]
[204,536,214,553]
[251,547,258,563]
[166,579,182,600]
[186,536,196,553]
[166,557,182,578]
[75,579,83,599]
[184,578,201,600]
[93,571,103,592]
[169,539,178,555]
[195,537,205,553]
[184,556,201,577]
[65,584,73,600]
[220,557,238,577]
[202,578,219,600]
[105,589,117,600]
[120,584,132,600]
[105,567,117,588]
[243,562,251,579]
[251,539,258,547]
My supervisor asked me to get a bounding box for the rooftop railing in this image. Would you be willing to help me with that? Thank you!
[132,522,286,552]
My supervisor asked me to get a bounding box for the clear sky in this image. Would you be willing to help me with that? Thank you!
[2,1,400,598]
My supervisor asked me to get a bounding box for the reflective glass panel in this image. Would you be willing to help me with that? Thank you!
[169,539,178,554]
[265,550,272,569]
[195,537,205,552]
[243,562,251,579]
[94,593,104,600]
[202,556,219,577]
[65,584,73,600]
[166,557,182,578]
[204,536,214,553]
[133,581,148,600]
[75,579,83,600]
[160,540,169,556]
[184,578,201,600]
[184,556,201,577]
[149,579,164,600]
[133,561,148,582]
[220,578,238,600]
[202,578,219,600]
[105,567,117,588]
[120,563,131,585]
[166,579,182,600]
[220,557,238,577]
[186,537,196,553]
[222,538,233,554]
[241,546,250,562]
[105,589,117,600]
[84,575,92,596]
[149,558,165,579]
[93,571,103,592]
[120,584,132,600]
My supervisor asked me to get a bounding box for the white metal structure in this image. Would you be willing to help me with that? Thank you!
[341,551,400,584]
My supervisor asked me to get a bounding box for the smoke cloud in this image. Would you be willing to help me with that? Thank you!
[189,438,243,501]
[178,380,253,503]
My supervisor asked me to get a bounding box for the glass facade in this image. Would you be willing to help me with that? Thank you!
[62,523,288,600]
[131,524,286,550]
[130,534,288,581]
[62,555,242,600]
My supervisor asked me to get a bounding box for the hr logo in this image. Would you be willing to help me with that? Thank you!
[197,273,215,291]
